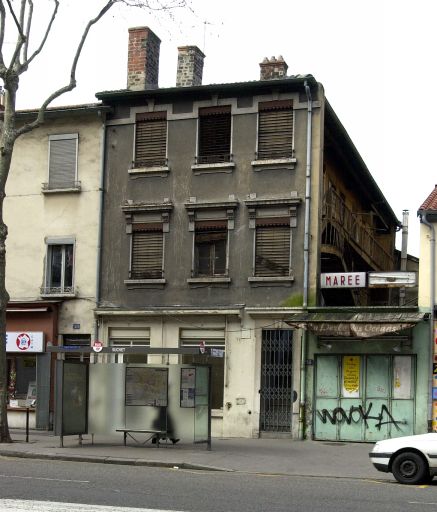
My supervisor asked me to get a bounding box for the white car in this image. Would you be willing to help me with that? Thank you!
[370,433,437,484]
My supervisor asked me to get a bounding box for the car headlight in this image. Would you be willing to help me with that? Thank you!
[372,442,381,453]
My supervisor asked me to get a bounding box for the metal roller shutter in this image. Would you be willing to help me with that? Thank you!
[131,231,163,279]
[255,226,290,277]
[258,107,293,160]
[134,116,167,167]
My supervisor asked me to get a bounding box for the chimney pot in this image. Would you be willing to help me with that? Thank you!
[127,26,161,90]
[259,55,288,80]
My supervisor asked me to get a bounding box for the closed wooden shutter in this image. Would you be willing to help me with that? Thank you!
[48,136,77,188]
[134,112,167,167]
[198,106,231,163]
[131,228,163,279]
[258,101,293,160]
[255,225,290,277]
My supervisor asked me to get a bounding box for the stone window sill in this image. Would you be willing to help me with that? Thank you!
[128,166,170,177]
[248,276,294,283]
[124,279,166,288]
[191,162,235,175]
[187,277,231,284]
[251,158,297,171]
[42,186,81,194]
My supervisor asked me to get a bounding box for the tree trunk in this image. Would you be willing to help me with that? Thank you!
[0,80,18,443]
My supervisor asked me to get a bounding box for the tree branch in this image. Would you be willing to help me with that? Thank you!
[5,0,26,72]
[21,0,59,71]
[22,0,33,64]
[0,1,6,72]
[15,0,117,138]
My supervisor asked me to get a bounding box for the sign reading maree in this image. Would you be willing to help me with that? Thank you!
[320,272,366,289]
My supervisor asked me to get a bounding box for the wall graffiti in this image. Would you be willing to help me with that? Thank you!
[316,402,406,430]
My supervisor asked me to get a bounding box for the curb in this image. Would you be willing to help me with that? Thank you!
[0,450,232,473]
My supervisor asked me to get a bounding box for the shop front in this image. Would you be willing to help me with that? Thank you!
[288,308,429,442]
[6,302,58,429]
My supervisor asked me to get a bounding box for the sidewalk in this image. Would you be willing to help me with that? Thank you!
[0,429,390,481]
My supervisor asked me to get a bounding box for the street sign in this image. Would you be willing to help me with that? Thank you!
[320,272,366,288]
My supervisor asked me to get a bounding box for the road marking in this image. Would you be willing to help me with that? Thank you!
[0,501,183,512]
[0,474,89,483]
[408,502,437,506]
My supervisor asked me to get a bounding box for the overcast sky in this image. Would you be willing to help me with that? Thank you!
[4,0,435,257]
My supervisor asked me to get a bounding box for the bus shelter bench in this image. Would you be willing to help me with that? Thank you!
[115,428,167,447]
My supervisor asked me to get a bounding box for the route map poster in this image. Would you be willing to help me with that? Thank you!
[125,367,168,406]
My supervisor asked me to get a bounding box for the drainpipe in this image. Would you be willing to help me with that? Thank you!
[299,80,313,439]
[94,113,107,342]
[420,212,435,432]
[399,210,409,306]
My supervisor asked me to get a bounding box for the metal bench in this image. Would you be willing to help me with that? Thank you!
[115,428,167,447]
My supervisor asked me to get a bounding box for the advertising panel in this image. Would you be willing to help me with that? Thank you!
[6,332,44,353]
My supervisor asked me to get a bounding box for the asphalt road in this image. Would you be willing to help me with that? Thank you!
[0,456,436,512]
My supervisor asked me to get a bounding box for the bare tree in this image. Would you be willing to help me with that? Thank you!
[0,0,189,443]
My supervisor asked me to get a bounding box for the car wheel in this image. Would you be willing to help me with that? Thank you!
[392,452,428,485]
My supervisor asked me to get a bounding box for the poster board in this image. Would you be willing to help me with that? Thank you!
[180,368,196,408]
[125,367,168,406]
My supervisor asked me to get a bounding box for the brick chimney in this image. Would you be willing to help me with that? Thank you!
[127,27,161,90]
[176,46,205,87]
[259,56,288,80]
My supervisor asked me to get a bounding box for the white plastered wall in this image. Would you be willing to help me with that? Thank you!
[5,114,103,335]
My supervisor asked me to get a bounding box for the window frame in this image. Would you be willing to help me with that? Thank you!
[129,223,165,281]
[193,222,229,278]
[43,133,80,192]
[179,328,226,411]
[196,105,232,165]
[41,238,76,297]
[132,111,168,170]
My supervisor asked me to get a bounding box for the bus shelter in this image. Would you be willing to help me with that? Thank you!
[49,346,211,449]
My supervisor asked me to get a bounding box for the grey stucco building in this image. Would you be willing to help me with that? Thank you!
[94,27,426,440]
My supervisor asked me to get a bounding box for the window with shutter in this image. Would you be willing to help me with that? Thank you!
[255,223,291,277]
[197,106,231,164]
[257,100,293,160]
[109,328,150,364]
[130,224,164,279]
[134,112,167,168]
[47,134,78,190]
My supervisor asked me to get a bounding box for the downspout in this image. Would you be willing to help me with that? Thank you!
[420,212,435,431]
[299,80,313,439]
[94,113,107,342]
[399,210,409,306]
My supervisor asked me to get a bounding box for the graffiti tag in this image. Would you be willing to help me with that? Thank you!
[316,402,406,430]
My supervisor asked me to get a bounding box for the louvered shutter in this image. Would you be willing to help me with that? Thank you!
[255,225,290,277]
[131,228,163,279]
[198,106,231,163]
[48,136,77,188]
[134,112,167,167]
[258,101,293,160]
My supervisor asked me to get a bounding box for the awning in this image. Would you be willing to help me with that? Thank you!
[286,312,428,338]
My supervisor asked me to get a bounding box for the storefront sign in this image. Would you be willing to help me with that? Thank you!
[368,271,417,288]
[6,332,44,353]
[320,272,366,288]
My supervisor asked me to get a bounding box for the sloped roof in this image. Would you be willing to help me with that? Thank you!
[418,185,437,212]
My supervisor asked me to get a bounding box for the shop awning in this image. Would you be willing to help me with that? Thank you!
[286,311,428,338]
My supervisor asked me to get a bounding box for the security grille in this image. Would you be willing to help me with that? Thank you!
[260,329,293,432]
